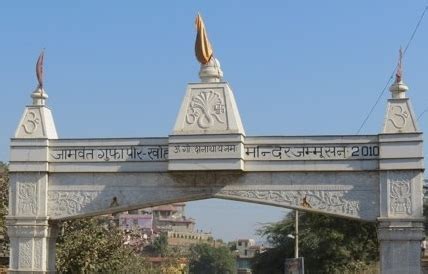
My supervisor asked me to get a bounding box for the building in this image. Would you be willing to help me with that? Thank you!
[234,239,264,274]
[119,203,212,247]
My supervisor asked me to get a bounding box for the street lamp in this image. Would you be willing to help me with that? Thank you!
[286,210,299,258]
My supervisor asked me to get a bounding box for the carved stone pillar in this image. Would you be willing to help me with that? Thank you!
[6,172,58,273]
[8,84,58,272]
[377,220,424,274]
[6,219,58,273]
[377,170,425,274]
[378,55,425,273]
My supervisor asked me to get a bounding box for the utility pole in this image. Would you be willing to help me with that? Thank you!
[295,210,299,258]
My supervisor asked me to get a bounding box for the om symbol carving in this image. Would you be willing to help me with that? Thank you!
[186,90,225,129]
[388,105,408,130]
[22,111,40,134]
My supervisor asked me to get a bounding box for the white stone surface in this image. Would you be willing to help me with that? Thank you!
[172,82,245,135]
[7,70,425,274]
[382,98,419,134]
[44,171,379,221]
[377,220,424,274]
[379,170,424,219]
[15,89,58,139]
[199,57,223,83]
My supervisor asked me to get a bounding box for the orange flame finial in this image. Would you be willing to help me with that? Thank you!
[195,13,214,65]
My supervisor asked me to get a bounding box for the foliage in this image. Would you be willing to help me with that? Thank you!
[188,243,236,274]
[56,217,151,273]
[0,162,9,265]
[424,202,428,231]
[0,162,8,237]
[252,211,379,274]
[152,232,169,257]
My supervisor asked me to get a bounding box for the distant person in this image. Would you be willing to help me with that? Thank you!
[421,237,426,257]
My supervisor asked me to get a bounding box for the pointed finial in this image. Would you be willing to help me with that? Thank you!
[395,47,403,83]
[32,50,48,105]
[36,49,45,89]
[389,47,408,99]
[194,13,223,82]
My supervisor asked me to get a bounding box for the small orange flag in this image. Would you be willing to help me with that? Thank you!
[195,13,213,65]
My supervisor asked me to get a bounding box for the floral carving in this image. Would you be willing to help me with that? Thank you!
[18,239,32,269]
[186,90,225,129]
[17,182,38,216]
[33,239,43,269]
[390,176,412,215]
[217,190,360,217]
[48,191,99,218]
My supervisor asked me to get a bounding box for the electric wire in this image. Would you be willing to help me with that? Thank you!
[356,6,428,134]
[417,107,428,121]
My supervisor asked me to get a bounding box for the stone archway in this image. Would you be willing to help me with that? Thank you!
[7,43,425,274]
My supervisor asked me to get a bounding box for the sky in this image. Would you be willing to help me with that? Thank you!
[1,1,428,242]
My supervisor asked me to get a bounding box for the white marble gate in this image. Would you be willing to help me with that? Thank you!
[7,50,425,273]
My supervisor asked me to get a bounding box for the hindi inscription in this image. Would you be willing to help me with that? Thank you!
[49,143,380,162]
[244,144,379,161]
[50,146,168,162]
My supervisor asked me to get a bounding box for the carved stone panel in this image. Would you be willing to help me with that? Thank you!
[217,189,360,218]
[18,239,33,269]
[15,108,45,138]
[185,89,227,131]
[33,238,43,270]
[383,100,418,133]
[388,172,413,216]
[48,191,100,218]
[172,83,245,135]
[17,182,38,216]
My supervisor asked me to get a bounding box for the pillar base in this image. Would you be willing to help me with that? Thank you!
[6,218,58,273]
[377,220,424,274]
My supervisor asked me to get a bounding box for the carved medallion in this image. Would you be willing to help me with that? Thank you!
[186,90,225,129]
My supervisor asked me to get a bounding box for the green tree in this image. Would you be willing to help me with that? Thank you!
[56,217,150,273]
[0,162,8,237]
[424,202,428,231]
[252,211,379,274]
[188,243,236,274]
[0,162,9,267]
[152,232,169,257]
